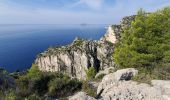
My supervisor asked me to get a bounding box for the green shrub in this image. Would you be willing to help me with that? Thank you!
[95,73,106,81]
[28,64,41,78]
[26,94,41,100]
[81,81,96,97]
[4,90,19,100]
[16,75,32,97]
[132,66,170,84]
[86,67,96,80]
[48,76,82,97]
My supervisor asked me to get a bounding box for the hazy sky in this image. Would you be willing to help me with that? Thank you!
[0,0,170,24]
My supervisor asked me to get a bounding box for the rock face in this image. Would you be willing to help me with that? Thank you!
[100,15,135,44]
[69,92,96,100]
[152,80,170,100]
[35,38,114,80]
[100,25,120,44]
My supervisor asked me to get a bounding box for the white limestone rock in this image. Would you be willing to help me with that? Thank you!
[97,68,138,95]
[35,38,115,80]
[152,80,170,100]
[95,67,114,79]
[101,81,163,100]
[100,25,120,44]
[69,92,96,100]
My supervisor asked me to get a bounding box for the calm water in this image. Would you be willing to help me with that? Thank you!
[0,24,107,72]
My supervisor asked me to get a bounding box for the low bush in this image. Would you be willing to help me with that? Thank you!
[132,65,170,84]
[86,67,96,80]
[48,76,82,97]
[95,73,106,81]
[81,81,97,97]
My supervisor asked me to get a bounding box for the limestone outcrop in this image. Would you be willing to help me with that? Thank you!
[35,38,114,80]
[96,68,170,100]
[101,81,162,100]
[100,25,120,44]
[100,15,135,44]
[97,68,138,95]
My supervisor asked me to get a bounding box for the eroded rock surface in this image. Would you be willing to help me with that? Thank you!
[96,68,170,100]
[35,38,114,80]
[152,80,170,100]
[69,92,96,100]
[100,15,136,44]
[97,68,138,95]
[101,81,162,100]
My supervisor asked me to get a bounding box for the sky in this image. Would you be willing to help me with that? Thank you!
[0,0,170,24]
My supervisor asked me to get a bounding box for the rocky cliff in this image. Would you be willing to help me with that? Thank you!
[35,38,114,80]
[35,15,135,80]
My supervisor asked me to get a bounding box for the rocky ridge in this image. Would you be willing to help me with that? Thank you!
[35,15,136,80]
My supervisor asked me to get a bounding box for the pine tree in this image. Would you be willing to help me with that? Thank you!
[114,7,170,71]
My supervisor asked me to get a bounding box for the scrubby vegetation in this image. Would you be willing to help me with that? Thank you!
[0,65,99,99]
[0,65,82,100]
[81,81,97,97]
[86,67,96,80]
[114,7,170,82]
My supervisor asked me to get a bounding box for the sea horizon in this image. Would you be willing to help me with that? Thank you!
[0,24,107,72]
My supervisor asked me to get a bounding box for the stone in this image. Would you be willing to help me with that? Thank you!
[101,81,163,100]
[95,67,114,79]
[152,80,170,100]
[69,92,96,100]
[114,68,138,81]
[97,68,138,95]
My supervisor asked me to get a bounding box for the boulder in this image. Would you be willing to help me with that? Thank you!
[97,68,138,95]
[114,68,138,81]
[69,92,96,100]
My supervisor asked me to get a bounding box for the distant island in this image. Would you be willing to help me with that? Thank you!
[80,23,87,26]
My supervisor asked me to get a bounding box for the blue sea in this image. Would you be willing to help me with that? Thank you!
[0,24,107,72]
